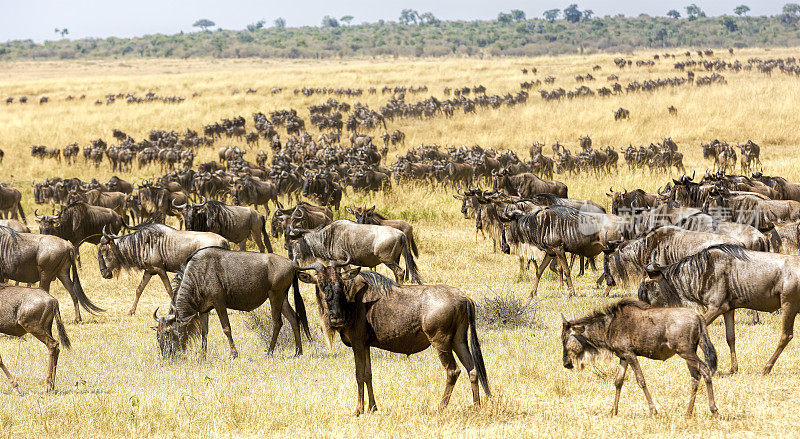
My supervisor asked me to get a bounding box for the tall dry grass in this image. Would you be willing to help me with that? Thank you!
[0,49,799,437]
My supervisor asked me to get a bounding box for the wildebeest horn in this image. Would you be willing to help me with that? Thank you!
[35,209,43,220]
[331,252,352,268]
[561,313,568,324]
[293,261,326,272]
[153,307,160,321]
[102,225,117,241]
[172,199,186,209]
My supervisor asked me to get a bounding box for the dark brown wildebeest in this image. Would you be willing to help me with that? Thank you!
[614,107,630,120]
[606,187,659,216]
[0,226,103,322]
[180,200,272,252]
[231,175,278,214]
[295,262,490,415]
[347,204,419,257]
[668,105,678,115]
[638,244,800,374]
[0,184,26,223]
[494,169,567,198]
[98,223,230,315]
[562,298,717,416]
[0,285,71,392]
[703,188,800,226]
[71,189,128,219]
[271,202,333,242]
[36,201,124,266]
[153,246,311,359]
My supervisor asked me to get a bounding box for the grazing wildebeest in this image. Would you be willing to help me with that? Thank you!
[0,184,26,222]
[347,204,419,257]
[562,298,717,416]
[179,200,272,253]
[295,261,490,415]
[153,247,311,359]
[288,218,422,284]
[0,285,71,392]
[0,226,103,322]
[36,202,124,266]
[98,223,230,315]
[638,244,800,374]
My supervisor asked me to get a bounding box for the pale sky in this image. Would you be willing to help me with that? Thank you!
[0,0,790,43]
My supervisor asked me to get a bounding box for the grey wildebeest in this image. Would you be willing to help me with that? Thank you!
[98,223,230,315]
[154,246,311,359]
[0,226,102,322]
[494,169,567,198]
[287,218,422,284]
[562,298,717,416]
[295,261,490,415]
[0,219,30,233]
[180,200,272,253]
[0,285,71,392]
[638,244,800,374]
[35,201,124,266]
[347,204,419,257]
[0,184,26,222]
[232,175,278,214]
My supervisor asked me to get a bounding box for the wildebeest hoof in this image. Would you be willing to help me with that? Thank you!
[353,408,364,417]
[230,350,239,359]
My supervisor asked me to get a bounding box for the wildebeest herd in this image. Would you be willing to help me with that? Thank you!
[4,52,800,421]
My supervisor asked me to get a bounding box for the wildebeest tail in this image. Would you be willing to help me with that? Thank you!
[53,302,71,349]
[467,299,490,397]
[293,274,311,341]
[409,232,419,257]
[260,214,273,253]
[70,248,104,314]
[17,201,26,224]
[698,315,717,375]
[400,233,422,284]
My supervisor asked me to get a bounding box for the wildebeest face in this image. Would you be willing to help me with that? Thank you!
[36,215,59,235]
[154,312,190,360]
[561,318,594,370]
[97,240,120,279]
[636,275,671,307]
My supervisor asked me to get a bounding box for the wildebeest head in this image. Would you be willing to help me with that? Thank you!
[153,307,187,360]
[176,197,207,231]
[97,226,123,279]
[35,208,62,235]
[561,314,598,370]
[636,262,673,306]
[294,254,361,330]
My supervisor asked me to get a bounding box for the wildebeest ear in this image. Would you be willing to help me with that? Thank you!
[571,325,585,335]
[644,264,662,280]
[296,272,317,284]
[341,266,361,281]
[344,206,353,215]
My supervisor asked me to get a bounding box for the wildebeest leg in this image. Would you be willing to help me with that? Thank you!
[266,297,284,355]
[387,262,405,285]
[452,329,480,406]
[252,226,266,253]
[200,313,209,361]
[628,356,657,415]
[129,272,154,315]
[23,323,59,391]
[554,248,575,297]
[55,271,81,323]
[238,241,246,251]
[363,347,376,413]
[351,343,375,416]
[435,347,460,411]
[750,310,760,325]
[156,270,172,298]
[529,254,553,298]
[762,300,800,374]
[0,354,20,394]
[723,311,738,374]
[215,306,238,359]
[281,299,303,356]
[612,359,628,416]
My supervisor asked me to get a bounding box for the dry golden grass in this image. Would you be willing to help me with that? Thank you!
[2,49,800,437]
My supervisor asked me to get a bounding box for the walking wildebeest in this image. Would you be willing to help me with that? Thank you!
[154,247,311,359]
[179,200,272,253]
[295,261,490,415]
[0,226,102,322]
[562,298,717,416]
[98,223,230,315]
[0,284,71,392]
[638,244,800,374]
[287,217,422,284]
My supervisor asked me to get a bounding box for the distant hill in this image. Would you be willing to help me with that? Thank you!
[3,14,800,60]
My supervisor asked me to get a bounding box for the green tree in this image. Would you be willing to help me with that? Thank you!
[563,4,582,23]
[193,19,216,31]
[321,16,339,27]
[685,4,705,21]
[399,9,419,24]
[582,9,594,21]
[734,5,750,16]
[510,9,526,21]
[722,16,738,31]
[497,12,513,23]
[543,9,560,22]
[246,20,265,32]
[273,17,286,28]
[340,15,354,25]
[780,3,800,25]
[419,12,439,25]
[666,9,681,18]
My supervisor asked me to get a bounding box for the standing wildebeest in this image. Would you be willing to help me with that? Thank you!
[562,298,717,416]
[271,202,333,241]
[98,223,230,315]
[232,175,278,214]
[0,184,26,222]
[179,200,272,253]
[0,219,30,233]
[346,204,419,257]
[638,244,800,374]
[0,285,71,392]
[295,261,490,415]
[73,189,128,219]
[495,170,567,198]
[154,247,311,359]
[0,227,103,322]
[36,202,124,266]
[288,218,422,284]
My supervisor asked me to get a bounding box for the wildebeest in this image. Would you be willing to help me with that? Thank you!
[0,226,102,322]
[562,298,717,416]
[36,202,124,265]
[0,219,30,233]
[295,261,490,415]
[0,285,71,392]
[179,200,272,253]
[494,170,567,198]
[154,246,311,359]
[98,223,230,315]
[347,204,419,257]
[232,175,278,214]
[0,184,26,222]
[288,218,422,284]
[70,189,128,220]
[638,244,800,374]
[271,202,333,242]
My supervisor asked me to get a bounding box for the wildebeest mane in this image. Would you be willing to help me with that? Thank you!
[358,270,398,295]
[574,298,651,326]
[112,223,169,269]
[0,226,21,276]
[202,201,236,233]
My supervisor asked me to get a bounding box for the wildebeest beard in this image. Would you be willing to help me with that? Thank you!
[157,270,206,359]
[0,226,21,278]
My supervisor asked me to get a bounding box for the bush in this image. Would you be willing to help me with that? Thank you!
[476,291,537,329]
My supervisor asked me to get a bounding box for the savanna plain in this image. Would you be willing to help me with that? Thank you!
[2,49,800,437]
